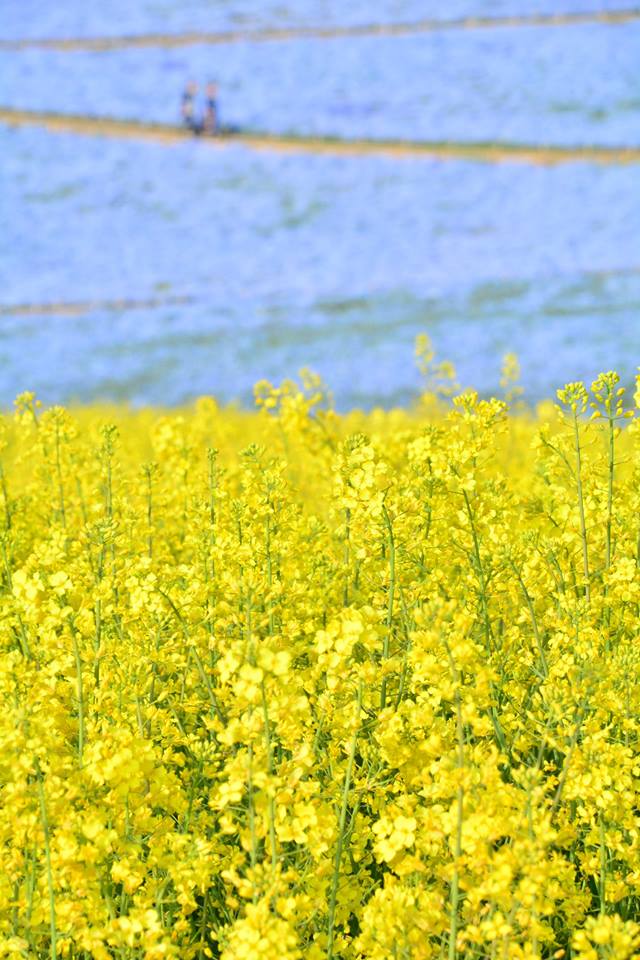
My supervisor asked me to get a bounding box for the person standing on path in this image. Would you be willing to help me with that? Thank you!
[203,82,219,135]
[181,81,200,132]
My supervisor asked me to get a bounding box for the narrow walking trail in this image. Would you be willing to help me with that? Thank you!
[0,295,193,318]
[1,8,638,50]
[4,265,639,321]
[3,108,639,165]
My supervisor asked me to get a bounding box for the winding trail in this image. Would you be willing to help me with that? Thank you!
[2,107,639,165]
[3,265,639,319]
[0,8,638,50]
[0,295,193,318]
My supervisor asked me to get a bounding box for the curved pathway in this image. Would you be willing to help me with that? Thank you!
[0,294,193,318]
[3,265,639,319]
[1,9,638,51]
[2,107,639,165]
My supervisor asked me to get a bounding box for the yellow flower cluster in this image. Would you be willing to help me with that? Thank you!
[1,356,640,959]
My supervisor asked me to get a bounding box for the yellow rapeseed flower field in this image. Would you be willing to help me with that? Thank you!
[2,348,640,959]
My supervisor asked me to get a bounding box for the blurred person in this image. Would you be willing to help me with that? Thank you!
[203,82,219,135]
[181,81,200,133]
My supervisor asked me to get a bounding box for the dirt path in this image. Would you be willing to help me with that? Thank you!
[1,8,638,51]
[2,107,639,166]
[3,265,639,320]
[0,294,193,318]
